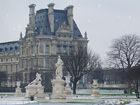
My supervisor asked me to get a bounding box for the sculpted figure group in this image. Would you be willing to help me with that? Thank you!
[29,72,42,86]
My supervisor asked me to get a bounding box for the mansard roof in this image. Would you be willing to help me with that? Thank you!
[35,9,82,37]
[0,41,19,53]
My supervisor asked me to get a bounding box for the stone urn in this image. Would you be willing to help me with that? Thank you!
[91,79,100,98]
[64,75,72,96]
[15,81,22,97]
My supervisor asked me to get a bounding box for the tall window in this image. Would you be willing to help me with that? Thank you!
[69,46,72,53]
[31,46,33,54]
[26,60,28,68]
[16,64,18,72]
[11,64,13,72]
[25,73,27,83]
[22,59,24,69]
[46,45,49,53]
[36,45,38,54]
[22,47,24,55]
[1,66,3,71]
[63,46,66,53]
[26,47,28,55]
[5,65,7,72]
[57,45,60,53]
[63,41,66,44]
[57,41,60,44]
[36,58,38,66]
[32,59,34,68]
[46,58,49,68]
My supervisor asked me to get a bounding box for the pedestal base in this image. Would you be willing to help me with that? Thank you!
[64,86,72,97]
[24,85,45,99]
[15,87,22,97]
[51,79,66,99]
[91,89,100,99]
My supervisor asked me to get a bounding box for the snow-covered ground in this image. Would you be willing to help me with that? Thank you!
[76,89,124,94]
[0,89,139,104]
[0,97,140,105]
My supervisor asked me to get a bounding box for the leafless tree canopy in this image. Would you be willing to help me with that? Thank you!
[62,44,101,94]
[107,34,140,69]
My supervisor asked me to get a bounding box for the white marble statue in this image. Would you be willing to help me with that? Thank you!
[16,81,21,88]
[28,72,42,86]
[55,55,63,78]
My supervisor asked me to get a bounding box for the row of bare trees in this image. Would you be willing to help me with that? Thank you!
[107,34,140,97]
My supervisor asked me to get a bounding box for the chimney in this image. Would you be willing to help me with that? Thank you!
[66,5,74,32]
[48,3,55,33]
[29,4,36,29]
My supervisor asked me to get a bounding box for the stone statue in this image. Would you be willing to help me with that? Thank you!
[55,55,63,78]
[16,81,21,88]
[28,72,42,86]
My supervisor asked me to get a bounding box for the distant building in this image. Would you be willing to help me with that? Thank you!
[0,3,88,91]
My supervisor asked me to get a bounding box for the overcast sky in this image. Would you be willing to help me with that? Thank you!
[0,0,140,63]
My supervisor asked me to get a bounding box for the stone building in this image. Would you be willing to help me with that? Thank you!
[0,3,88,91]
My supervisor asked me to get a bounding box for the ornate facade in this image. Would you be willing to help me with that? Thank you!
[0,3,88,90]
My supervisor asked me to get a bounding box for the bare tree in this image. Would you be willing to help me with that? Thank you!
[107,34,140,69]
[125,66,140,98]
[87,68,104,84]
[107,34,140,93]
[63,44,101,94]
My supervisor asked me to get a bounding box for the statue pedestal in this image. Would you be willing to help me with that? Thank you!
[51,78,66,99]
[64,75,72,97]
[15,87,22,97]
[64,85,72,97]
[25,85,45,99]
[91,89,100,98]
[91,79,100,99]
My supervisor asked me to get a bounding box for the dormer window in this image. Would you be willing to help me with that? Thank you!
[0,48,3,52]
[15,46,18,50]
[5,48,8,51]
[11,58,13,61]
[10,47,13,51]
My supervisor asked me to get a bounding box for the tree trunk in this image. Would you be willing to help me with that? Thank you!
[136,84,139,98]
[73,79,77,94]
[128,81,132,94]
